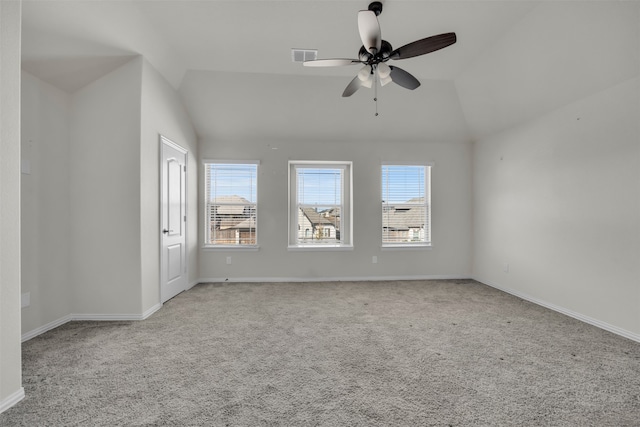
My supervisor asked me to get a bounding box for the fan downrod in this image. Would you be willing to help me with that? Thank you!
[368,1,383,16]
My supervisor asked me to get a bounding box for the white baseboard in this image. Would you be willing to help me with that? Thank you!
[21,303,164,342]
[476,278,640,344]
[0,387,25,414]
[141,302,162,319]
[197,274,471,284]
[71,313,146,321]
[187,279,199,290]
[21,314,73,343]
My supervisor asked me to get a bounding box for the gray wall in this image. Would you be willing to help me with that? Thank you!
[464,0,640,340]
[198,138,473,281]
[473,76,640,338]
[140,58,198,312]
[21,72,72,333]
[0,0,23,411]
[69,57,143,315]
[20,56,198,331]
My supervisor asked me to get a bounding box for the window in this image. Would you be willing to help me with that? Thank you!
[204,161,258,247]
[381,164,431,247]
[289,161,352,249]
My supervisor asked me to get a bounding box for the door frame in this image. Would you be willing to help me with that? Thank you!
[159,134,188,303]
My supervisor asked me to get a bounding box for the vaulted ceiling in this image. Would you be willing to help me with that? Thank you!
[21,0,640,142]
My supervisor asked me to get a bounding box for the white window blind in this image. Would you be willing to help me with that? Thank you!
[205,162,258,246]
[381,164,430,246]
[289,161,352,248]
[297,167,342,244]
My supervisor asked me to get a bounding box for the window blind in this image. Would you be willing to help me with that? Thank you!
[297,168,342,206]
[205,162,258,246]
[295,167,343,244]
[381,165,430,245]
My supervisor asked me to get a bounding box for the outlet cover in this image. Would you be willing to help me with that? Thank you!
[21,292,30,308]
[21,159,31,174]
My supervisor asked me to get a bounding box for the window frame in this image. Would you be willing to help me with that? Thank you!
[288,161,353,250]
[381,162,432,249]
[202,160,259,250]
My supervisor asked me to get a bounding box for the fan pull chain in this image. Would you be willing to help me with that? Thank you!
[374,70,379,117]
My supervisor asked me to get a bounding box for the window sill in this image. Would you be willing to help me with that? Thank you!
[288,245,354,252]
[202,245,260,251]
[381,244,432,251]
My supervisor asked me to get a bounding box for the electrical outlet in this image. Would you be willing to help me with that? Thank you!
[226,256,232,265]
[21,292,30,308]
[21,159,31,175]
[503,263,509,273]
[372,256,378,264]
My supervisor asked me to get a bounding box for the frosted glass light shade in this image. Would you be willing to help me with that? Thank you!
[357,65,372,81]
[377,62,391,78]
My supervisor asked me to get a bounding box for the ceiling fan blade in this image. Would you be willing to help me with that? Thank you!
[390,32,457,60]
[303,59,361,67]
[358,10,381,54]
[389,66,421,90]
[342,75,363,97]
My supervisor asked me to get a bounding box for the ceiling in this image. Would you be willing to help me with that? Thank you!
[20,0,640,142]
[22,0,537,87]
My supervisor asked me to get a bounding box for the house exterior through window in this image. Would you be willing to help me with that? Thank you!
[381,163,431,247]
[204,161,258,247]
[288,161,352,249]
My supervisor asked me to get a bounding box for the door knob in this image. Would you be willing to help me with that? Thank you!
[163,229,173,234]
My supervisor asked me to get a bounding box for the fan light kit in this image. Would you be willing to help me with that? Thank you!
[303,1,457,116]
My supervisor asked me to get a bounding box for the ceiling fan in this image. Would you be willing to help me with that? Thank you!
[304,1,457,98]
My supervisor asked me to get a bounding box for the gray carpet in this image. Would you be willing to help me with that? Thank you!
[2,279,639,426]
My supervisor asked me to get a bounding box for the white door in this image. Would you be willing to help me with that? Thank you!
[160,136,188,302]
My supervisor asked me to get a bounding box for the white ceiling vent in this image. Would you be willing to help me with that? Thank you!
[291,49,317,63]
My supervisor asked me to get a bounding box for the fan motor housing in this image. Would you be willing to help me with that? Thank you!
[359,40,393,63]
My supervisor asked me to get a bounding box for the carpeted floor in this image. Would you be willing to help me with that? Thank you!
[1,279,639,426]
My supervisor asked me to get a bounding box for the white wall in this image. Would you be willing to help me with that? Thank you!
[199,138,472,281]
[473,76,640,338]
[21,72,72,333]
[0,0,24,413]
[69,57,143,315]
[140,59,197,312]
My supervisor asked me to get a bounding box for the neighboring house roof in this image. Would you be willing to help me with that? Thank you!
[383,198,426,230]
[209,195,255,229]
[219,217,256,230]
[212,195,252,215]
[301,208,335,227]
[320,208,339,216]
